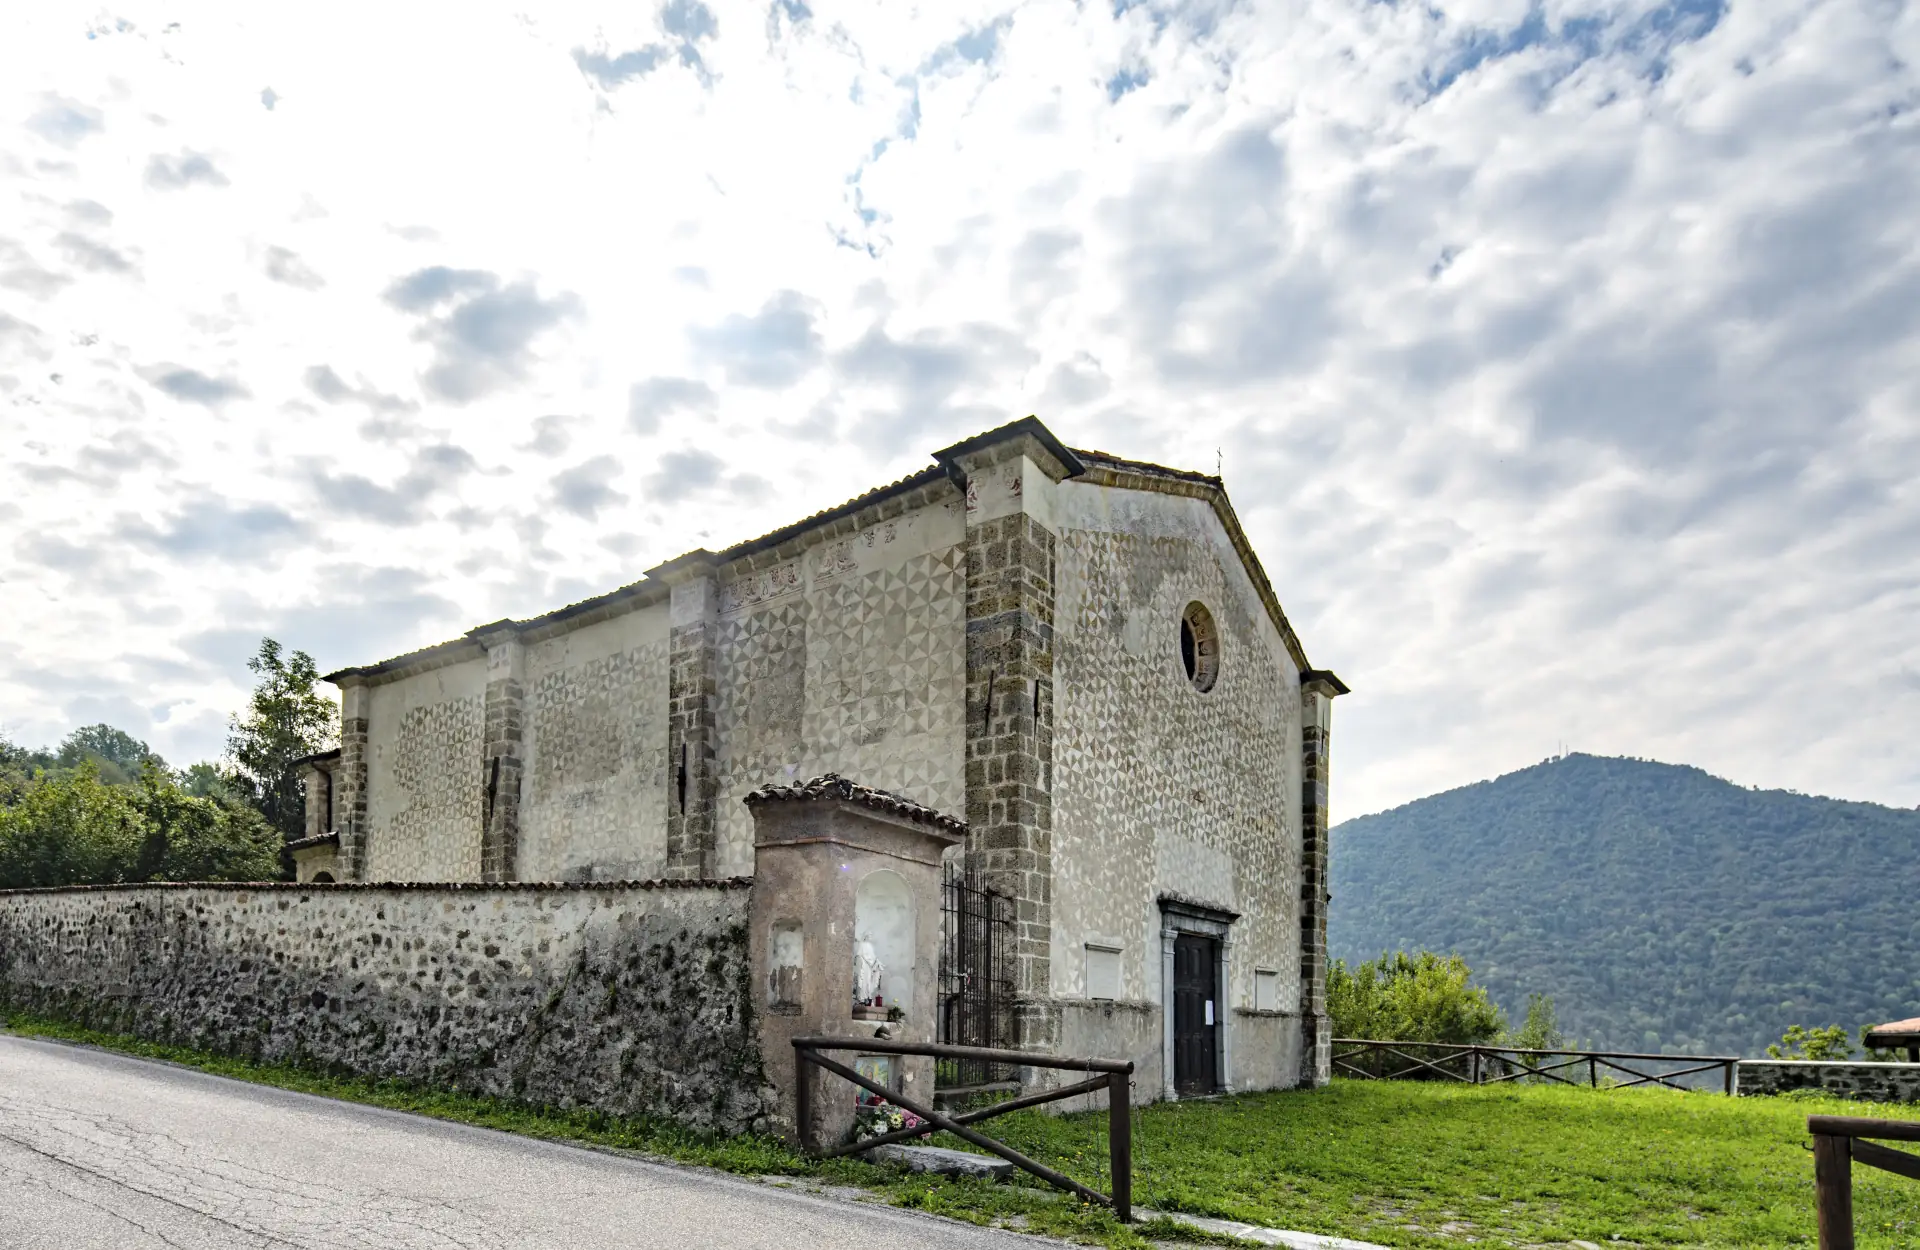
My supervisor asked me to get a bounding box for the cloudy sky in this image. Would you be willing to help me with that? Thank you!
[1,0,1915,819]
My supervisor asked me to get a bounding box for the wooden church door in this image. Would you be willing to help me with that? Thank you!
[1173,934,1219,1096]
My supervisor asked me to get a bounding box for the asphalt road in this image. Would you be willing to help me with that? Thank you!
[0,1033,1053,1250]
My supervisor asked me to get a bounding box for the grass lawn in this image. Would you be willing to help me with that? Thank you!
[6,1013,1917,1248]
[989,1077,1920,1248]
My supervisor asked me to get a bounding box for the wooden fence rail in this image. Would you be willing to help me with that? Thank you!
[793,1036,1134,1223]
[1332,1038,1739,1093]
[1809,1114,1920,1250]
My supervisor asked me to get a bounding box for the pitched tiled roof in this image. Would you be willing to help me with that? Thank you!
[743,773,966,835]
[1866,1017,1920,1044]
[321,416,1338,689]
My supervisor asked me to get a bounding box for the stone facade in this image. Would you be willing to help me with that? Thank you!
[0,880,771,1132]
[664,559,722,879]
[1737,1060,1920,1103]
[335,685,370,881]
[312,418,1343,1101]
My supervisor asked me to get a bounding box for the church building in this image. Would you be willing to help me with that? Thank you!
[291,417,1346,1097]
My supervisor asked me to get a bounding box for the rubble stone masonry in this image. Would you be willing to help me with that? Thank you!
[1737,1060,1920,1103]
[0,881,772,1133]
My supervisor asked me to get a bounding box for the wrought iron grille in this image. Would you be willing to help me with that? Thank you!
[937,863,1017,1101]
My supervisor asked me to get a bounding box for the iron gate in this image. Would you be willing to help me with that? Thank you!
[937,864,1016,1100]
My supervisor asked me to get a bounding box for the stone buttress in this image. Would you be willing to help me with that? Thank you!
[478,628,526,882]
[1297,670,1345,1086]
[661,553,722,879]
[936,420,1085,1055]
[333,678,371,881]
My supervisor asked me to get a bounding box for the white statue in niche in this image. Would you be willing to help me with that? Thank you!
[853,935,885,1005]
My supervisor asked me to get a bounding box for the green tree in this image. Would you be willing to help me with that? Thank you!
[1,733,45,805]
[1767,1024,1852,1061]
[226,638,336,838]
[177,761,237,801]
[0,764,284,889]
[132,764,283,882]
[1329,950,1506,1045]
[2,731,55,773]
[56,724,164,784]
[0,764,145,888]
[1508,993,1566,1052]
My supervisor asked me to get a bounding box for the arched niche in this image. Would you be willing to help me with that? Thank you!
[853,868,914,1019]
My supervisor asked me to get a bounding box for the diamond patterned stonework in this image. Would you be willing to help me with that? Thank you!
[367,693,486,882]
[519,638,671,881]
[1054,528,1300,1011]
[712,536,967,877]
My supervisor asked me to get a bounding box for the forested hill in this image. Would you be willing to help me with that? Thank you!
[1328,754,1920,1059]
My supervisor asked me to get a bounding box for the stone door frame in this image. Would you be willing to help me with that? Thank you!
[1158,895,1238,1101]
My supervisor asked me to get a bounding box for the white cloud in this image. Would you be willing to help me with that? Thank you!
[0,0,1915,816]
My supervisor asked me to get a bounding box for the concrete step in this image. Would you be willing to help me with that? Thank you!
[867,1143,1017,1181]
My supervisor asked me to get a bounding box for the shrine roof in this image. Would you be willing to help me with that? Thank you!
[743,773,967,836]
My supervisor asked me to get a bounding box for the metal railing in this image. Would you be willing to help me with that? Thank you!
[1810,1114,1920,1250]
[793,1036,1134,1222]
[1333,1038,1739,1093]
[937,866,1015,1100]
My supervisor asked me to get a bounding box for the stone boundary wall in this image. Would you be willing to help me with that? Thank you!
[1737,1059,1920,1103]
[0,879,773,1133]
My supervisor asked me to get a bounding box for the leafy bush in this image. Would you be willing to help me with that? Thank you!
[0,764,283,889]
[1328,950,1505,1044]
[1767,1024,1853,1061]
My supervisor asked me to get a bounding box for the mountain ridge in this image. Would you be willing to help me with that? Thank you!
[1328,753,1920,1058]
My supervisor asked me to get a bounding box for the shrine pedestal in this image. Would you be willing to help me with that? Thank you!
[746,775,963,1151]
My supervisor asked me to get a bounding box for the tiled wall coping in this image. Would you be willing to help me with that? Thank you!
[0,876,752,898]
